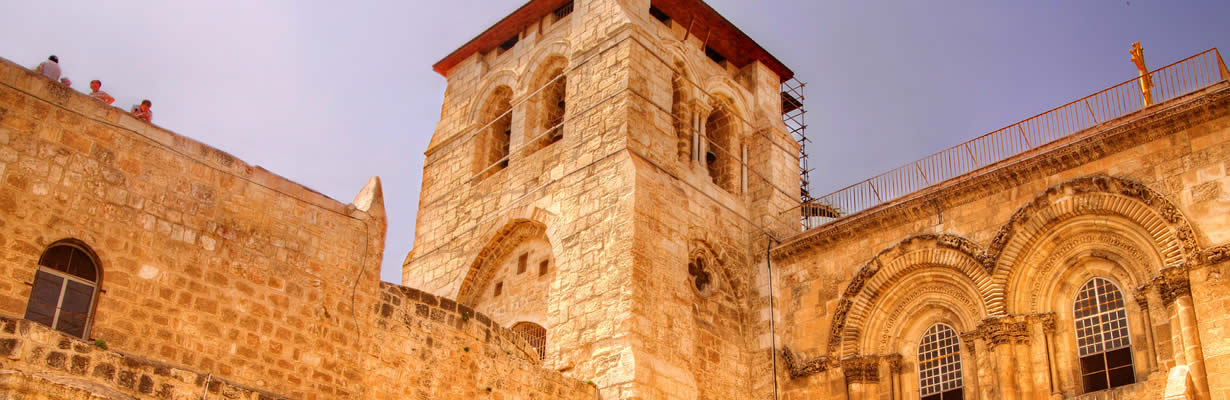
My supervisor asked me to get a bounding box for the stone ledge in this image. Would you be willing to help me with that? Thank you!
[0,315,290,400]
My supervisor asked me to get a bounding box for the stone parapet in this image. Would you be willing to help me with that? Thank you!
[0,315,287,400]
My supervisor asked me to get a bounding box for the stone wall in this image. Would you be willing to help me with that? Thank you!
[361,282,594,399]
[0,316,286,400]
[0,55,387,398]
[0,55,595,399]
[764,81,1230,399]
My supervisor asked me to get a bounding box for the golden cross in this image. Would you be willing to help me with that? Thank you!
[1130,41,1154,106]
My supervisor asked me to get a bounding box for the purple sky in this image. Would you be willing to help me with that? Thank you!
[3,1,1228,284]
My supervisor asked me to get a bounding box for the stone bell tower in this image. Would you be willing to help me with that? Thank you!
[403,0,800,397]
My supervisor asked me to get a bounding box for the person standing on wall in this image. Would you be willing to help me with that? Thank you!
[33,55,61,81]
[88,80,115,104]
[130,99,153,122]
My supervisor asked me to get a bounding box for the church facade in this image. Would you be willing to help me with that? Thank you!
[1,0,1228,399]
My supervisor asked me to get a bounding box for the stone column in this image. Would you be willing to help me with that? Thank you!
[982,319,1021,400]
[1132,285,1158,372]
[1039,314,1061,397]
[1010,321,1035,400]
[961,332,987,400]
[887,354,903,400]
[1159,269,1210,400]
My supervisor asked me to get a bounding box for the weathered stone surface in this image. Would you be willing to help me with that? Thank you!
[0,53,594,400]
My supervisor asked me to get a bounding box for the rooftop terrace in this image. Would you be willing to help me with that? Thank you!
[791,48,1230,232]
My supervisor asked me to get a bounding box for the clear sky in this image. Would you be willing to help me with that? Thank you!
[3,1,1228,284]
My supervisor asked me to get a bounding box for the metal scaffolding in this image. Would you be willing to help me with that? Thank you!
[780,78,809,204]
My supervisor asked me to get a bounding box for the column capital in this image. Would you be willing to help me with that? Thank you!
[841,355,881,384]
[1156,267,1192,307]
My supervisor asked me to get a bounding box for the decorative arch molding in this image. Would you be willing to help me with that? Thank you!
[988,175,1200,276]
[1002,226,1158,315]
[826,233,993,355]
[865,280,982,356]
[517,41,571,93]
[701,80,752,128]
[456,206,558,305]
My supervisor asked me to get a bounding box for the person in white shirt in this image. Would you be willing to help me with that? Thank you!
[33,55,60,81]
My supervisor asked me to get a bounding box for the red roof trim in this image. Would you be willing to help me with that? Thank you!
[432,0,572,76]
[650,0,793,81]
[432,0,794,81]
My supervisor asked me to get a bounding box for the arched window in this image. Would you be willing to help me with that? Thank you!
[511,321,547,361]
[1073,277,1135,392]
[703,102,737,193]
[25,241,100,338]
[918,323,963,400]
[474,86,513,179]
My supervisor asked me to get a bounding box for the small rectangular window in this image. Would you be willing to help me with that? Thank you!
[705,46,726,65]
[517,253,528,274]
[498,35,519,55]
[649,5,671,24]
[494,282,503,297]
[539,260,549,276]
[553,1,574,21]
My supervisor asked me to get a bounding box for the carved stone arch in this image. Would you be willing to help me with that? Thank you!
[861,272,983,356]
[456,206,559,305]
[827,234,993,356]
[988,175,1201,275]
[700,80,752,127]
[1002,218,1160,315]
[517,41,571,94]
[842,266,988,357]
[468,69,520,126]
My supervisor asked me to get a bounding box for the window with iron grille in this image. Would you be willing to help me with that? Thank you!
[543,72,566,144]
[512,322,547,361]
[1074,277,1135,392]
[553,1,573,22]
[918,324,963,400]
[475,86,513,178]
[26,241,100,338]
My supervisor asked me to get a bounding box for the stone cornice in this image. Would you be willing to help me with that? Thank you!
[772,83,1230,262]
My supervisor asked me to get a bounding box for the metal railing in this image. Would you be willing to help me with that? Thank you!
[796,48,1229,230]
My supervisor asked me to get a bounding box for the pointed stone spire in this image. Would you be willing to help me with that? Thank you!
[351,176,385,219]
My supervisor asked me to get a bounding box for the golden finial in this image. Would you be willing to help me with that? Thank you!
[1130,41,1154,106]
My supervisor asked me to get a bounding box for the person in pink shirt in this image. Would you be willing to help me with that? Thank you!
[130,100,153,122]
[88,80,115,105]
